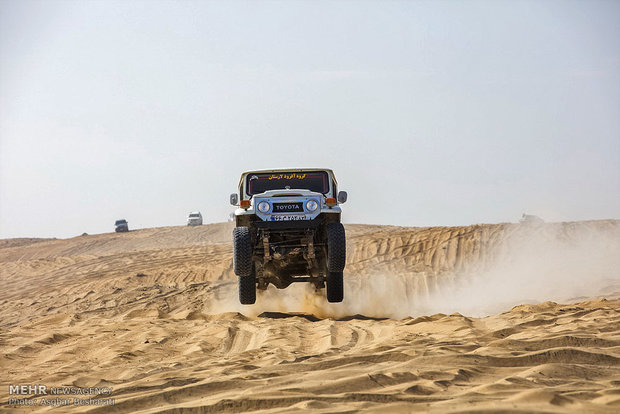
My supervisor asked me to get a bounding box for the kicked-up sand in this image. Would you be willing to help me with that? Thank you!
[0,220,619,413]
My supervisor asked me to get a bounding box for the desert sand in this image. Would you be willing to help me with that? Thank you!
[1,220,619,413]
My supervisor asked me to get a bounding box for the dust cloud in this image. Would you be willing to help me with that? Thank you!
[414,224,620,317]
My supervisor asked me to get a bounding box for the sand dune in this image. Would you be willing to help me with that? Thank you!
[1,220,619,412]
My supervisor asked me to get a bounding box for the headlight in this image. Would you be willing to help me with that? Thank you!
[257,201,270,213]
[306,200,318,212]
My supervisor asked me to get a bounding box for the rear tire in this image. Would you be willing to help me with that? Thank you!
[327,223,346,272]
[239,272,256,305]
[233,226,252,277]
[326,271,343,303]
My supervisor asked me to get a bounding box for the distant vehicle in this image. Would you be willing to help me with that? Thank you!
[115,219,129,232]
[187,211,203,226]
[230,168,347,305]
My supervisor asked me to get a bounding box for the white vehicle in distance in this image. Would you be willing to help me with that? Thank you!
[187,211,203,226]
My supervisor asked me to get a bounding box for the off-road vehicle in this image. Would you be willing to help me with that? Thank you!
[230,169,347,304]
[115,219,129,233]
[187,211,203,226]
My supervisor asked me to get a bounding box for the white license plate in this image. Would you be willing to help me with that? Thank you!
[270,215,307,221]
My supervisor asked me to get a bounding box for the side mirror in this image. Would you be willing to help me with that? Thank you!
[230,193,239,206]
[337,191,348,203]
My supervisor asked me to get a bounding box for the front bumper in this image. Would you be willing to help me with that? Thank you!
[253,216,322,230]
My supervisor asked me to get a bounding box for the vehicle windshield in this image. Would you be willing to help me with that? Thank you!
[115,220,126,225]
[247,171,329,195]
[189,213,200,218]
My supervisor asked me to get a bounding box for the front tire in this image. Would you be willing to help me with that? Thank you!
[326,271,343,302]
[327,223,346,272]
[233,226,252,277]
[239,272,256,305]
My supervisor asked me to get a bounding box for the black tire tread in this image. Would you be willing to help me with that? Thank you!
[239,274,256,304]
[233,227,252,277]
[326,271,343,302]
[327,222,346,272]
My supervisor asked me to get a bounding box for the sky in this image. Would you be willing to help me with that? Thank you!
[1,0,619,239]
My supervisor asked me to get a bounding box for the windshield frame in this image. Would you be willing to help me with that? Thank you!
[245,171,330,196]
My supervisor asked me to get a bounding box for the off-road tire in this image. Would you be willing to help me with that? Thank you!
[326,271,343,302]
[239,273,256,305]
[233,226,252,277]
[327,222,346,272]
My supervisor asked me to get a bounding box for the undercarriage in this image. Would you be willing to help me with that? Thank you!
[233,214,345,304]
[254,227,328,290]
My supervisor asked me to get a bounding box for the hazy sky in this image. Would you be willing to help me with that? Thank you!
[1,0,619,239]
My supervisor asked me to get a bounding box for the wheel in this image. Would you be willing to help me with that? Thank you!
[239,272,256,305]
[326,271,343,303]
[233,226,252,277]
[327,222,346,272]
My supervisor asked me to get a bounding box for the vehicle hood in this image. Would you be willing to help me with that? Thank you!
[253,189,324,199]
